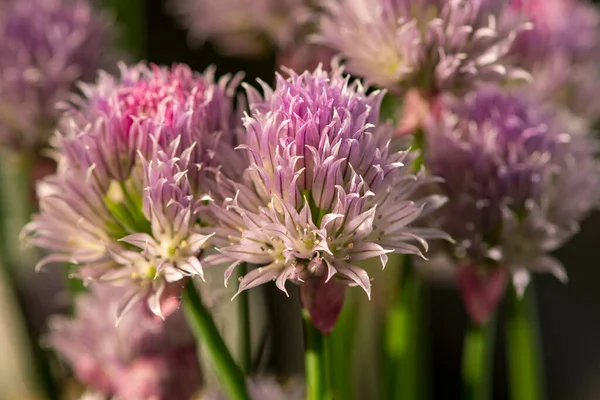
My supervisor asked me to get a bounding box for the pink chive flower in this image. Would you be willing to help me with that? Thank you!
[510,0,600,127]
[47,284,201,400]
[204,65,449,334]
[23,63,244,318]
[318,0,531,95]
[422,86,600,325]
[0,0,113,151]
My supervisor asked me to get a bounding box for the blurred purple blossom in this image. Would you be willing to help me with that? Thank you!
[318,0,531,95]
[423,86,600,323]
[23,63,244,319]
[510,0,600,127]
[48,284,201,400]
[511,0,599,60]
[0,0,113,151]
[204,65,449,333]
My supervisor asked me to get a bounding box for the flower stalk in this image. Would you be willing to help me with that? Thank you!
[505,283,545,400]
[182,281,250,400]
[0,154,58,400]
[328,291,359,400]
[462,315,496,400]
[302,308,330,400]
[0,155,35,275]
[384,255,423,400]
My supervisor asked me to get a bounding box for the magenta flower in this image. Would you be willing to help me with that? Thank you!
[47,284,201,400]
[23,63,243,318]
[423,86,600,324]
[205,65,448,333]
[318,0,531,94]
[0,0,113,151]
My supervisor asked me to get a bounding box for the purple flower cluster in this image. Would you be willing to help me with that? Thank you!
[48,284,201,400]
[205,65,448,333]
[423,86,600,323]
[0,0,113,151]
[23,62,244,318]
[318,0,531,95]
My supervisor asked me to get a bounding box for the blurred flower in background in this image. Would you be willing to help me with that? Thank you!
[23,62,244,319]
[318,0,531,95]
[0,0,113,153]
[510,0,600,128]
[48,284,201,400]
[422,86,600,324]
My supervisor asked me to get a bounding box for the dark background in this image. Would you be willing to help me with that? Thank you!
[146,2,600,399]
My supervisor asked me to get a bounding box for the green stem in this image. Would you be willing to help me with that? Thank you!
[303,309,329,400]
[237,263,252,374]
[379,93,403,123]
[328,291,359,400]
[461,316,497,400]
[0,155,35,274]
[105,0,146,59]
[182,281,250,400]
[0,154,58,400]
[411,128,425,171]
[505,283,545,400]
[384,256,423,400]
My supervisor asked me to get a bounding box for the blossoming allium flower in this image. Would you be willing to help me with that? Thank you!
[48,284,201,400]
[510,0,600,127]
[170,0,312,57]
[206,65,448,333]
[318,0,531,94]
[0,0,113,151]
[423,86,600,324]
[23,62,243,318]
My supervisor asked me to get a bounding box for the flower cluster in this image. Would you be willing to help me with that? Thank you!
[423,86,600,324]
[23,62,244,318]
[0,0,113,151]
[205,65,448,333]
[318,0,531,95]
[48,284,201,400]
[510,0,600,127]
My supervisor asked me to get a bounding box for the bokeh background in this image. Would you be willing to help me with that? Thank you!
[0,1,599,399]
